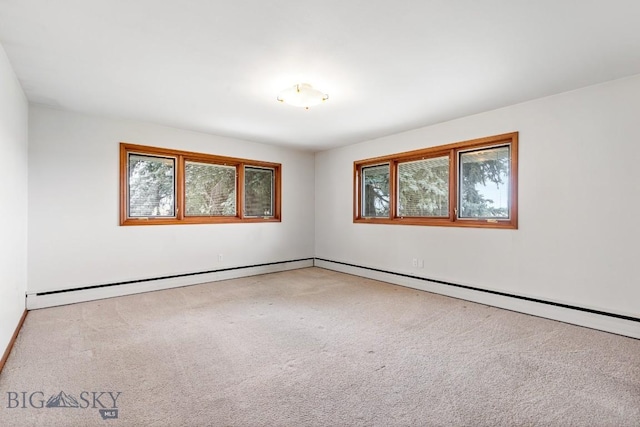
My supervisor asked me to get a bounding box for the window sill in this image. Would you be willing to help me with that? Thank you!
[120,217,281,226]
[353,217,517,229]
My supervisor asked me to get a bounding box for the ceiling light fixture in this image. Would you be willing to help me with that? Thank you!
[277,83,328,109]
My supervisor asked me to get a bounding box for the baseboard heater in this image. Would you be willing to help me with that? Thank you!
[314,258,640,339]
[25,257,639,338]
[27,258,315,309]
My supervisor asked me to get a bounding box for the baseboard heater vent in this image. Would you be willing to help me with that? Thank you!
[27,258,315,309]
[36,258,315,297]
[314,258,640,325]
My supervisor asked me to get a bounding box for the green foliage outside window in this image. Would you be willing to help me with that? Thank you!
[185,162,236,216]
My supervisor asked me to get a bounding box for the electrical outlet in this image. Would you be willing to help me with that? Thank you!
[218,254,223,262]
[418,259,424,268]
[412,258,418,268]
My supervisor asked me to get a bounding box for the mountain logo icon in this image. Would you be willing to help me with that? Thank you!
[45,391,80,408]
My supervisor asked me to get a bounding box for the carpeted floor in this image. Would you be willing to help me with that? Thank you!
[0,267,638,426]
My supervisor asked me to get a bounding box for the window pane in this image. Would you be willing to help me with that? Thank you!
[185,161,236,216]
[398,156,449,217]
[128,154,175,217]
[459,145,510,218]
[362,164,390,217]
[244,167,274,217]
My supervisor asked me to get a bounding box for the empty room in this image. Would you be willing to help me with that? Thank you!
[1,1,639,426]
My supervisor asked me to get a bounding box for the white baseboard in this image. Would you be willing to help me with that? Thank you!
[314,259,640,340]
[27,259,314,310]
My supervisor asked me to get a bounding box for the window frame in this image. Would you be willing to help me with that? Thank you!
[353,132,518,229]
[360,163,391,218]
[120,143,281,226]
[183,159,237,218]
[126,152,178,218]
[243,165,277,218]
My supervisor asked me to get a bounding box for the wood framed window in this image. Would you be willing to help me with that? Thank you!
[120,143,281,225]
[354,132,518,229]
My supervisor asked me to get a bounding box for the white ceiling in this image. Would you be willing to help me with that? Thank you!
[1,1,640,152]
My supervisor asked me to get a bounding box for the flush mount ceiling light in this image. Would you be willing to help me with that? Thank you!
[277,83,328,109]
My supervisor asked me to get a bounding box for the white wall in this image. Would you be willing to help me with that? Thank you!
[28,106,315,294]
[0,44,28,353]
[315,74,640,320]
[18,70,640,334]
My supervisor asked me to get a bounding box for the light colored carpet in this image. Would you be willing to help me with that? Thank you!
[0,267,638,426]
